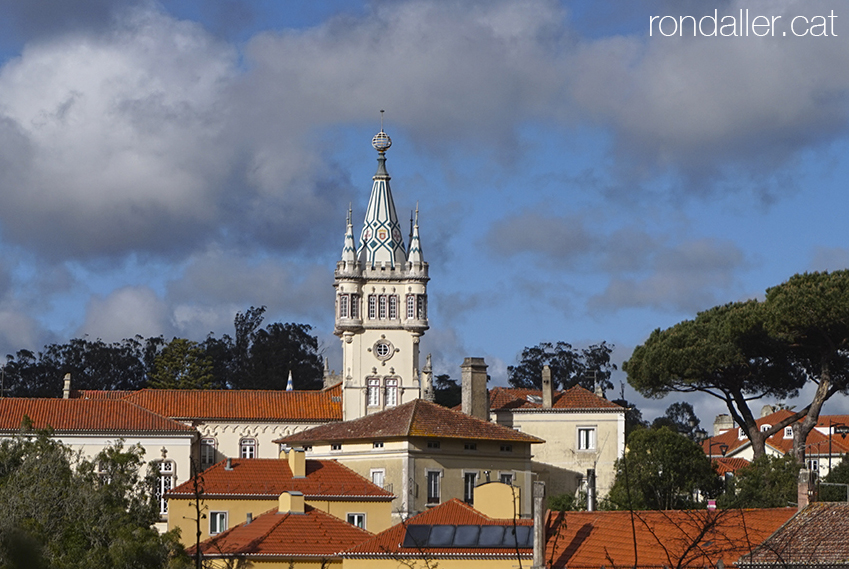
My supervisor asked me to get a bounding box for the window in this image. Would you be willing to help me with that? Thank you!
[240,438,256,459]
[761,424,771,432]
[367,378,381,407]
[500,444,513,452]
[371,469,385,489]
[373,441,384,449]
[464,472,477,504]
[331,443,342,451]
[347,513,366,529]
[785,426,794,438]
[350,294,359,319]
[577,427,596,450]
[427,471,441,504]
[378,295,387,319]
[417,295,427,319]
[464,442,477,451]
[389,295,398,319]
[406,295,416,319]
[339,294,349,318]
[500,472,513,485]
[385,378,398,407]
[368,295,377,319]
[807,458,819,472]
[427,441,441,449]
[200,438,216,469]
[210,511,228,535]
[155,461,175,515]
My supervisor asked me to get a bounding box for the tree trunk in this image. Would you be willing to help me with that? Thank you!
[793,356,833,464]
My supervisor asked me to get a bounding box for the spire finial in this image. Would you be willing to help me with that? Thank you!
[372,110,392,153]
[347,203,352,225]
[415,202,419,225]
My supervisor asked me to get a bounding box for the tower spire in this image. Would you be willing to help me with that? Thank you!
[340,203,356,265]
[357,114,406,268]
[407,202,424,266]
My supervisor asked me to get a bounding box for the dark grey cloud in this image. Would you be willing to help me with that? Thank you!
[486,212,597,261]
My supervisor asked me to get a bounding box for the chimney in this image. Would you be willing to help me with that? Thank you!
[798,468,813,510]
[541,365,553,409]
[586,468,596,511]
[287,447,306,478]
[713,413,734,436]
[225,458,233,470]
[532,481,546,569]
[62,373,71,399]
[246,512,253,525]
[422,353,434,402]
[461,357,489,420]
[279,491,305,514]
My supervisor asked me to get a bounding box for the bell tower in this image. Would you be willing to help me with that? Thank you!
[334,120,429,421]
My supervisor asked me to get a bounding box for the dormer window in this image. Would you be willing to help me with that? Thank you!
[761,424,771,433]
[739,428,746,440]
[785,427,793,438]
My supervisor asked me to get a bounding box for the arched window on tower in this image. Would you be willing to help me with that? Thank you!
[378,295,387,319]
[388,295,398,320]
[385,377,398,407]
[406,295,416,319]
[368,295,377,320]
[338,294,349,319]
[367,377,381,407]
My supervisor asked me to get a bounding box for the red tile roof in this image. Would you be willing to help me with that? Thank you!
[124,384,342,422]
[277,399,543,445]
[703,409,849,458]
[168,457,393,500]
[713,457,750,475]
[70,390,132,400]
[190,505,373,559]
[490,385,623,411]
[0,398,195,433]
[345,499,533,558]
[545,508,795,569]
[739,503,849,566]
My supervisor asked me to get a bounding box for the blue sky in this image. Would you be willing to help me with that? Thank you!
[0,0,847,425]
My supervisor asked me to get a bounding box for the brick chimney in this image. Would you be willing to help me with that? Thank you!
[461,357,489,421]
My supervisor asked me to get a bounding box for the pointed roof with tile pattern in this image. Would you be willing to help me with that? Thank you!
[276,398,543,445]
[544,507,795,569]
[167,457,393,500]
[189,504,373,559]
[489,385,624,412]
[344,498,533,558]
[124,384,342,422]
[0,398,195,433]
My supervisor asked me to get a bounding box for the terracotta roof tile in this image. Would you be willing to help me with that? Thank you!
[124,384,342,422]
[277,399,543,445]
[490,386,623,411]
[713,457,750,475]
[0,398,195,433]
[168,458,393,500]
[345,499,533,558]
[546,508,795,569]
[703,409,849,458]
[70,390,132,400]
[190,505,373,558]
[740,502,849,566]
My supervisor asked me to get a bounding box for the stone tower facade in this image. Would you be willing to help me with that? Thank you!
[334,126,429,421]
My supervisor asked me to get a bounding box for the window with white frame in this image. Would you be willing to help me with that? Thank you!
[200,438,216,469]
[347,513,366,529]
[426,470,441,504]
[155,460,175,515]
[785,426,794,438]
[371,469,385,489]
[240,438,256,459]
[350,294,360,319]
[367,378,381,407]
[378,295,387,319]
[388,295,398,319]
[373,441,384,449]
[577,427,596,450]
[209,511,228,535]
[368,295,377,320]
[338,294,349,318]
[406,295,416,319]
[807,458,819,472]
[463,472,477,504]
[761,424,771,432]
[331,443,342,451]
[385,378,398,407]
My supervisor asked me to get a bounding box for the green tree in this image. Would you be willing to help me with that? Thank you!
[0,434,189,569]
[148,338,216,390]
[433,374,462,408]
[717,454,800,508]
[606,426,721,510]
[763,271,849,462]
[508,341,616,392]
[651,402,702,442]
[819,453,849,501]
[611,398,648,437]
[625,300,806,459]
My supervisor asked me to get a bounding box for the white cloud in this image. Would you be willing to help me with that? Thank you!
[77,285,170,341]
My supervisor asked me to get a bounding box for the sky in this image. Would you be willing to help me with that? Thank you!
[0,0,847,426]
